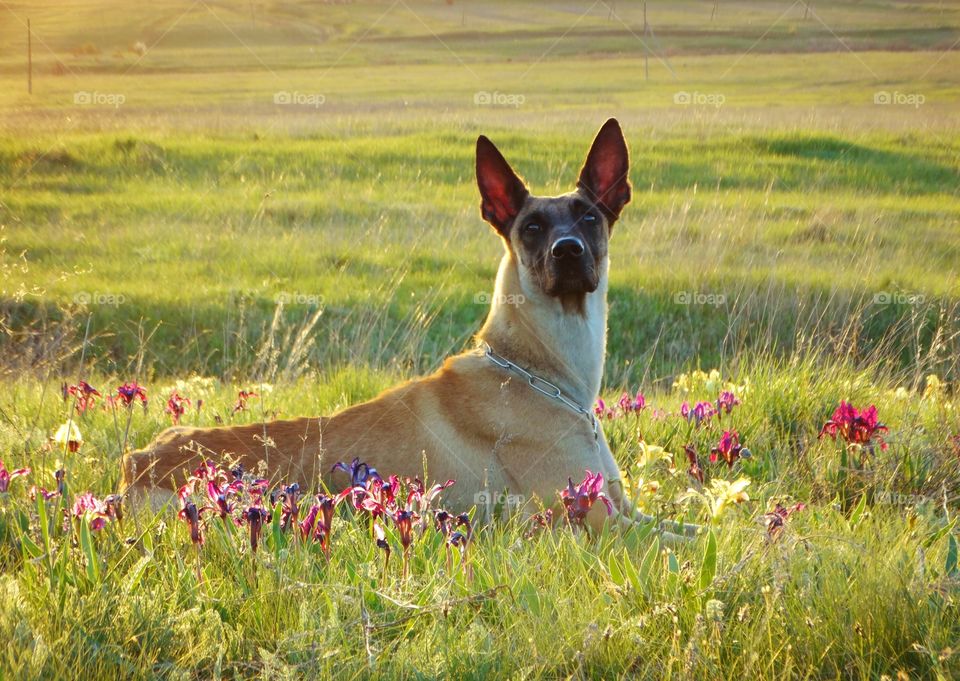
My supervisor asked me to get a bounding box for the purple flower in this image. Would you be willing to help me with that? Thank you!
[617,390,646,414]
[0,460,30,493]
[593,398,615,420]
[71,492,111,531]
[245,505,268,553]
[66,381,101,414]
[763,502,806,540]
[685,445,704,484]
[559,470,614,526]
[331,458,382,488]
[681,401,716,425]
[819,402,888,451]
[178,500,206,546]
[114,382,148,410]
[715,391,739,417]
[710,430,750,468]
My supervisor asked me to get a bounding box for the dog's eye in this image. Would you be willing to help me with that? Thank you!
[582,213,597,224]
[523,223,542,236]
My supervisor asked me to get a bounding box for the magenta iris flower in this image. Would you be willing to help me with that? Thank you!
[165,392,191,425]
[617,390,646,414]
[560,470,614,526]
[715,391,740,417]
[685,445,704,484]
[232,390,258,414]
[681,401,717,425]
[819,402,888,451]
[0,460,30,493]
[66,381,101,414]
[762,502,806,540]
[114,382,148,409]
[710,430,751,468]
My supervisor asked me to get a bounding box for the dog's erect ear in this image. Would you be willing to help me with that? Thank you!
[476,135,529,236]
[577,118,631,225]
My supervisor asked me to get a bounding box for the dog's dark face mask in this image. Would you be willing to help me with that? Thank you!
[475,119,631,308]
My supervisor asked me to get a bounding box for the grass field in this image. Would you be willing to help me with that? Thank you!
[2,1,960,678]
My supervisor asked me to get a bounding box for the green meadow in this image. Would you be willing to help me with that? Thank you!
[1,1,960,678]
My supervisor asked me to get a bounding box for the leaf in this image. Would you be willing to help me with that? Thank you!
[945,534,958,576]
[608,553,625,587]
[124,555,153,595]
[849,494,867,528]
[637,536,660,592]
[924,519,957,548]
[622,550,641,593]
[79,517,100,584]
[699,530,717,591]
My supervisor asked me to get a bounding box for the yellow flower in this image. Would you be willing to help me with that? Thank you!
[637,441,673,468]
[631,477,661,511]
[890,387,911,400]
[708,477,750,519]
[923,374,943,401]
[53,421,83,452]
[704,369,722,395]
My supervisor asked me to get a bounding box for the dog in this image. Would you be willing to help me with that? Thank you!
[122,119,695,541]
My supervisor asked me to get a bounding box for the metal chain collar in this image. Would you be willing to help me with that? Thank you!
[481,342,599,440]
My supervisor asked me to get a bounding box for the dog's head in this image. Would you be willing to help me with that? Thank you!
[476,118,631,304]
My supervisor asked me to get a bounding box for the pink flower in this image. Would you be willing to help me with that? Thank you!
[710,430,750,468]
[165,392,191,425]
[685,445,704,484]
[66,381,101,414]
[232,390,258,414]
[71,492,111,530]
[559,470,614,526]
[0,460,30,493]
[593,398,615,420]
[819,402,888,451]
[763,502,806,540]
[617,390,646,414]
[113,382,148,410]
[681,400,716,425]
[715,391,739,417]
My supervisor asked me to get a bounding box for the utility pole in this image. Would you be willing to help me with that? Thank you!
[27,18,33,95]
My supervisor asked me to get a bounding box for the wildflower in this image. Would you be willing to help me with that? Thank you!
[245,505,269,553]
[406,477,456,514]
[53,421,84,452]
[819,401,888,451]
[704,369,722,395]
[331,458,382,488]
[232,389,258,414]
[66,381,101,414]
[617,390,646,414]
[637,441,672,467]
[685,445,704,484]
[164,392,191,425]
[952,434,960,459]
[594,398,615,420]
[762,502,806,540]
[0,460,30,493]
[279,483,301,530]
[299,492,350,557]
[114,382,148,410]
[178,500,206,546]
[710,430,751,468]
[923,374,943,401]
[715,391,740,417]
[631,477,660,511]
[560,470,614,526]
[681,400,716,425]
[680,477,750,521]
[394,509,416,553]
[524,509,554,539]
[71,492,111,530]
[103,494,123,523]
[374,520,391,579]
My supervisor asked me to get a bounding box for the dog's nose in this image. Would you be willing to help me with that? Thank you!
[551,237,585,259]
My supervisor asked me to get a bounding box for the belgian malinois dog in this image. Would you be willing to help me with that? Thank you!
[123,119,695,541]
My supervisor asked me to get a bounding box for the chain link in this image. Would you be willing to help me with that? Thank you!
[482,343,599,439]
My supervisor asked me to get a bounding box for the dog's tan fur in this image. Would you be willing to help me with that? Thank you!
[122,120,694,539]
